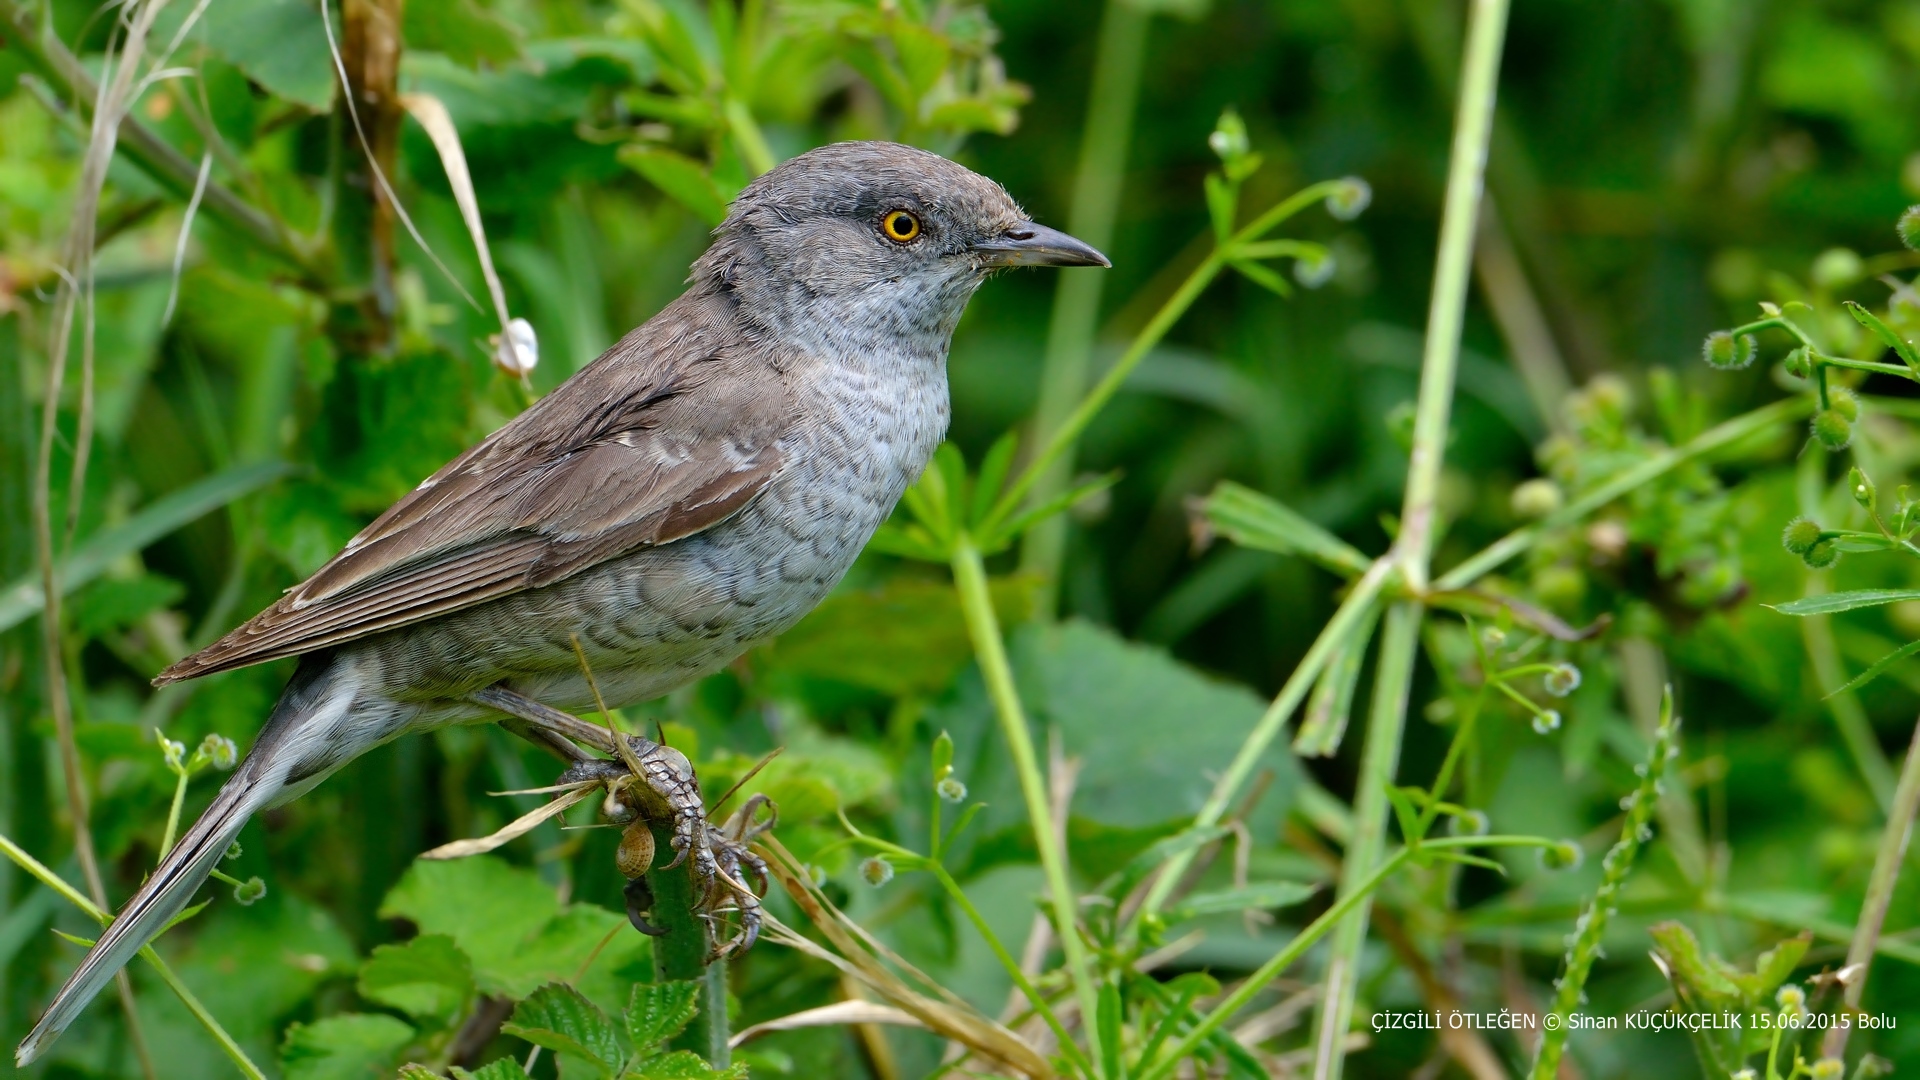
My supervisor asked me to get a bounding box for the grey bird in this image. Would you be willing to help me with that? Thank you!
[18,140,1106,1066]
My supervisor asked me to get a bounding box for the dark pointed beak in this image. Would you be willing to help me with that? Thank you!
[973,222,1111,268]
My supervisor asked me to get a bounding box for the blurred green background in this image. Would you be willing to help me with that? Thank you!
[5,0,1920,1076]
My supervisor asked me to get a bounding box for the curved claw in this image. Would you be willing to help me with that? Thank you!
[622,877,668,936]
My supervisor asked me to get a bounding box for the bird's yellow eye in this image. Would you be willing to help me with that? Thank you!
[881,209,921,243]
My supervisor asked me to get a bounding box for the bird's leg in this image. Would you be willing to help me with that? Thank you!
[498,717,595,764]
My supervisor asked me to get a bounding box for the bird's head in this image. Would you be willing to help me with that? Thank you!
[695,141,1108,345]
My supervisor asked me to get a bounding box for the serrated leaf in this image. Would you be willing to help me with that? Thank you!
[625,1050,749,1079]
[358,933,475,1022]
[625,980,701,1050]
[1844,300,1920,374]
[1767,589,1920,616]
[504,983,625,1078]
[280,1014,415,1080]
[617,147,729,225]
[1196,481,1371,576]
[452,1060,535,1080]
[1165,881,1317,922]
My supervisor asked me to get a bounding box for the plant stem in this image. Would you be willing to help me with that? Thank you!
[1135,835,1553,1080]
[1312,2,1510,1074]
[1308,600,1421,1076]
[159,770,190,860]
[646,821,730,1067]
[1133,559,1394,925]
[0,833,265,1080]
[1019,0,1149,615]
[1821,714,1920,1061]
[951,536,1104,1075]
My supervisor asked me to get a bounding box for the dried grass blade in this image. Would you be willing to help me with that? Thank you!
[420,786,595,860]
[730,1001,925,1048]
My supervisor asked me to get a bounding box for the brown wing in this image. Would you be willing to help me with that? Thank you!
[155,293,791,685]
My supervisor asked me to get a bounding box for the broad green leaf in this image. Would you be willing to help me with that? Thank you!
[625,980,700,1050]
[626,1050,750,1079]
[760,576,1036,698]
[1197,481,1371,576]
[1844,300,1920,374]
[452,1059,535,1080]
[504,983,625,1078]
[68,572,184,637]
[357,934,476,1022]
[163,0,338,111]
[0,461,289,633]
[404,0,521,67]
[1647,921,1742,1001]
[1165,882,1317,921]
[1767,589,1920,616]
[890,21,951,98]
[280,1014,415,1080]
[618,147,729,225]
[380,857,555,996]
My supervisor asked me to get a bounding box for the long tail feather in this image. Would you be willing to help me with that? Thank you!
[16,659,341,1067]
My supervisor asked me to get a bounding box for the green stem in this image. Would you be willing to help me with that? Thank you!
[0,833,265,1080]
[1434,397,1809,590]
[646,822,730,1067]
[159,770,190,861]
[1820,714,1920,1061]
[1134,835,1554,1080]
[1312,2,1510,1074]
[1308,600,1422,1075]
[950,535,1105,1075]
[1132,559,1394,925]
[1018,0,1150,613]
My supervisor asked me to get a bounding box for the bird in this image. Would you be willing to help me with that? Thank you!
[17,140,1107,1066]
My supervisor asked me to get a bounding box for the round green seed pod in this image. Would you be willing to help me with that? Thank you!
[1813,410,1853,450]
[1702,330,1756,370]
[1899,204,1920,251]
[1830,387,1860,422]
[1781,517,1823,556]
[1803,540,1840,569]
[1783,346,1811,379]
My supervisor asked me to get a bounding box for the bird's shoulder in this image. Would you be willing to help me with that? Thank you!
[155,292,797,684]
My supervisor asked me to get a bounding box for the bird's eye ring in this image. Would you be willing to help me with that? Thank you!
[881,210,922,244]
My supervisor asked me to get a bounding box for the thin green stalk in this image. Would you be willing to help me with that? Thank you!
[1019,0,1150,613]
[1530,688,1679,1078]
[646,821,730,1067]
[0,833,265,1080]
[1135,835,1553,1080]
[951,535,1104,1074]
[1308,600,1421,1076]
[158,769,189,860]
[1799,573,1899,811]
[1821,714,1920,1061]
[932,862,1091,1075]
[1435,397,1809,590]
[1313,3,1510,1074]
[1132,560,1394,924]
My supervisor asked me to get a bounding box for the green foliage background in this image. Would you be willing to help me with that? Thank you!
[4,0,1920,1077]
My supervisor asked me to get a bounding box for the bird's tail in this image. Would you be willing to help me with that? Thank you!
[16,659,342,1067]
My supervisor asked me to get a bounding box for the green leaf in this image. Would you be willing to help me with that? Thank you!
[617,146,730,225]
[1165,881,1317,922]
[357,934,476,1023]
[403,0,522,67]
[1648,921,1742,1002]
[970,431,1020,528]
[280,1014,415,1080]
[1844,300,1920,374]
[452,1060,535,1080]
[890,21,951,98]
[503,983,625,1078]
[1204,172,1236,241]
[625,980,701,1050]
[380,857,558,995]
[68,572,184,637]
[979,472,1120,554]
[1196,481,1371,576]
[1826,637,1920,698]
[0,461,289,633]
[761,576,1036,697]
[1230,257,1293,298]
[1767,589,1920,616]
[625,1050,749,1079]
[1295,600,1379,756]
[1384,784,1425,845]
[1745,932,1813,999]
[165,0,339,111]
[1096,824,1232,901]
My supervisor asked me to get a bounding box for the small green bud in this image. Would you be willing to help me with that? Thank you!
[1782,517,1823,555]
[1850,465,1876,510]
[225,841,243,861]
[1544,663,1581,698]
[1812,409,1853,450]
[1510,478,1564,519]
[160,735,186,773]
[1447,809,1490,837]
[1702,330,1756,370]
[858,855,894,887]
[1811,247,1865,289]
[1538,840,1583,871]
[1208,108,1251,165]
[1293,250,1335,288]
[1899,204,1920,250]
[936,777,967,803]
[1775,984,1807,1012]
[1809,1058,1844,1080]
[1831,387,1861,422]
[1480,626,1507,651]
[1326,177,1371,221]
[1531,709,1562,735]
[233,876,267,906]
[1783,346,1811,378]
[198,734,238,771]
[1803,539,1841,569]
